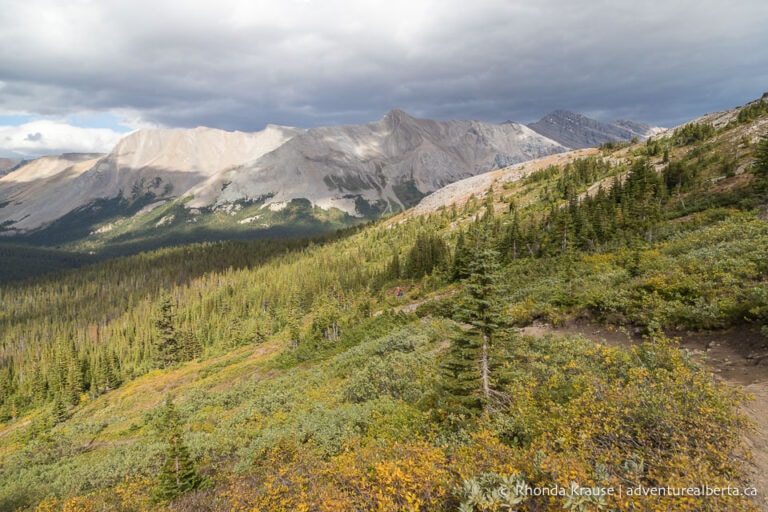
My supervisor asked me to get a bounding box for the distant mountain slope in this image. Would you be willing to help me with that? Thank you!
[0,110,567,248]
[528,110,663,148]
[410,148,600,217]
[0,126,301,234]
[0,153,104,230]
[0,107,665,251]
[678,93,768,129]
[0,157,20,177]
[188,109,567,214]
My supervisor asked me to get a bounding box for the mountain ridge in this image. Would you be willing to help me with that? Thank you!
[0,110,568,245]
[527,109,663,148]
[0,108,652,250]
[190,109,568,214]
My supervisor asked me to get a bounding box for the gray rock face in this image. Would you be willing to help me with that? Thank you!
[0,153,104,233]
[0,126,301,232]
[528,110,663,149]
[0,110,568,235]
[0,158,20,176]
[190,109,568,214]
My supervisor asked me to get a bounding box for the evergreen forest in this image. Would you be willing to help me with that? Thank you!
[1,98,768,511]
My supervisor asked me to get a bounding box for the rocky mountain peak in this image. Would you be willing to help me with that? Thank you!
[383,108,414,121]
[528,110,662,149]
[380,109,421,133]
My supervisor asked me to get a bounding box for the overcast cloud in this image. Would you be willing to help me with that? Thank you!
[1,0,767,157]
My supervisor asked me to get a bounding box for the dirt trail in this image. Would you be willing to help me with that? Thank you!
[521,321,768,511]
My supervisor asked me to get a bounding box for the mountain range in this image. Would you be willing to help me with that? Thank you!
[0,158,19,176]
[527,110,664,148]
[0,109,660,251]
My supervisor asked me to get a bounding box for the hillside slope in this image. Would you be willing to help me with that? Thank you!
[0,96,767,510]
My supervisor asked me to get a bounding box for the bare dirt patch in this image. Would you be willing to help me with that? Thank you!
[521,320,768,510]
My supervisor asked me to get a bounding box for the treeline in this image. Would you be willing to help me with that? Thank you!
[0,211,449,423]
[377,130,768,296]
[392,154,696,276]
[389,133,768,336]
[0,244,96,284]
[501,132,766,262]
[501,158,667,258]
[0,227,382,422]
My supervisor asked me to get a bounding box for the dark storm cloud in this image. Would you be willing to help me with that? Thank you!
[1,0,767,149]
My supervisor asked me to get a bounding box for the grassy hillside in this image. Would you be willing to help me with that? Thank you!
[0,98,767,511]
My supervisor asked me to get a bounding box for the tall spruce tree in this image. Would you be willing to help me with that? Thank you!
[754,135,768,193]
[387,249,401,280]
[404,232,448,278]
[440,328,484,417]
[52,393,68,425]
[444,220,507,414]
[153,396,203,502]
[451,229,471,281]
[154,295,179,368]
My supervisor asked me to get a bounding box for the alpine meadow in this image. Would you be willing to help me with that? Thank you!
[1,95,768,511]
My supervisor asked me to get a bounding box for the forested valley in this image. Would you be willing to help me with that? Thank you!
[1,98,768,511]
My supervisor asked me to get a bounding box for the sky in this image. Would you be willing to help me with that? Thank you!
[1,0,767,158]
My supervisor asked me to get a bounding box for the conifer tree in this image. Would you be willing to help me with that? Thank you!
[500,208,522,261]
[405,232,448,278]
[154,295,179,368]
[65,358,84,405]
[440,329,484,417]
[0,367,13,420]
[153,396,203,502]
[52,393,68,425]
[451,229,471,281]
[96,351,121,393]
[624,158,664,242]
[31,364,47,403]
[754,135,768,193]
[285,288,304,349]
[179,330,203,362]
[387,250,401,280]
[446,222,507,413]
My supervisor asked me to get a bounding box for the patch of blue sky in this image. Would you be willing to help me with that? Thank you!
[68,113,133,132]
[0,112,132,132]
[0,114,37,126]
